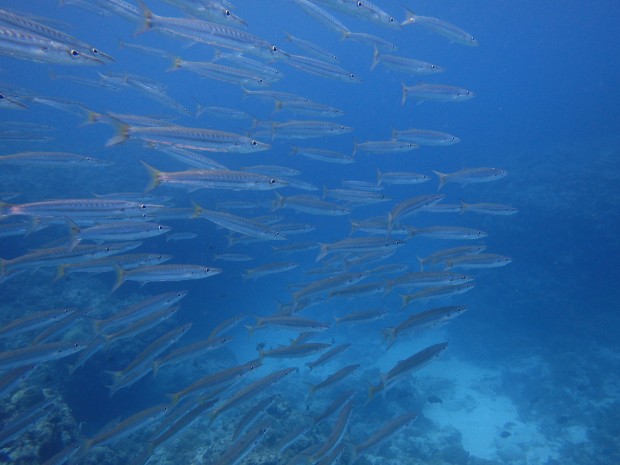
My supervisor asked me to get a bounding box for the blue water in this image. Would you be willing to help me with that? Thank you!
[1,1,619,464]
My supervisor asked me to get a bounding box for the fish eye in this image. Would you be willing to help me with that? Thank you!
[270,178,277,184]
[69,49,80,58]
[251,140,258,146]
[0,94,4,99]
[205,268,210,272]
[272,45,278,52]
[141,204,147,208]
[357,1,362,6]
[225,9,231,16]
[73,343,79,348]
[105,247,110,251]
[158,225,164,230]
[91,48,99,55]
[389,17,395,22]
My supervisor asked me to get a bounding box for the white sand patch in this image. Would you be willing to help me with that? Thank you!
[421,358,560,464]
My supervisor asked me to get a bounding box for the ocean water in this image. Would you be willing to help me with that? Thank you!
[0,1,619,465]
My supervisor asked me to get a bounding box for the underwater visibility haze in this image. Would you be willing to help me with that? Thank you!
[0,1,619,464]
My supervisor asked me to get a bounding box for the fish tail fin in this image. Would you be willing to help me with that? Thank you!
[459,201,468,214]
[416,255,425,271]
[349,218,358,236]
[322,185,328,200]
[105,122,130,146]
[352,138,358,156]
[407,226,418,239]
[370,45,380,70]
[54,265,67,282]
[399,293,410,310]
[289,146,299,156]
[432,170,447,191]
[134,0,155,35]
[258,348,265,363]
[166,56,182,72]
[401,82,408,105]
[166,392,181,406]
[272,191,285,211]
[141,161,162,193]
[110,263,125,293]
[240,87,250,100]
[190,200,203,219]
[244,324,255,336]
[65,218,81,251]
[315,243,328,262]
[402,6,416,25]
[382,328,397,349]
[376,168,383,186]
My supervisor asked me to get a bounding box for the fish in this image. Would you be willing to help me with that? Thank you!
[0,341,86,372]
[369,343,448,397]
[383,306,468,348]
[402,8,479,46]
[349,412,419,461]
[402,83,474,105]
[400,283,475,309]
[107,123,270,152]
[433,167,507,190]
[195,204,286,241]
[391,127,460,145]
[372,46,444,74]
[306,364,360,396]
[112,264,222,292]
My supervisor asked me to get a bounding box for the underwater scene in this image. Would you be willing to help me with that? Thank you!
[0,1,619,464]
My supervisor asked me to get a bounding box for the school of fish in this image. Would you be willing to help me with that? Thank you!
[0,1,516,464]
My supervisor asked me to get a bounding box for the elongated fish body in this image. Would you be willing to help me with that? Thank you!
[70,220,170,245]
[0,151,111,166]
[353,140,418,155]
[0,308,75,339]
[113,264,221,291]
[433,167,507,190]
[292,0,350,35]
[392,127,460,145]
[410,226,487,240]
[388,271,473,290]
[2,198,161,221]
[142,163,287,192]
[402,9,479,47]
[372,47,444,74]
[0,7,111,61]
[316,237,405,262]
[271,120,354,139]
[196,206,285,241]
[108,124,270,152]
[402,83,474,105]
[284,53,362,83]
[384,306,467,348]
[460,202,518,215]
[446,254,513,269]
[98,291,187,334]
[210,367,296,420]
[370,343,448,397]
[0,341,86,372]
[212,421,272,465]
[307,364,360,396]
[351,412,418,460]
[259,342,331,361]
[137,1,283,60]
[0,25,103,66]
[400,283,475,309]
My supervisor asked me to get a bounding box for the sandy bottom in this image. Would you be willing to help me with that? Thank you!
[421,358,588,464]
